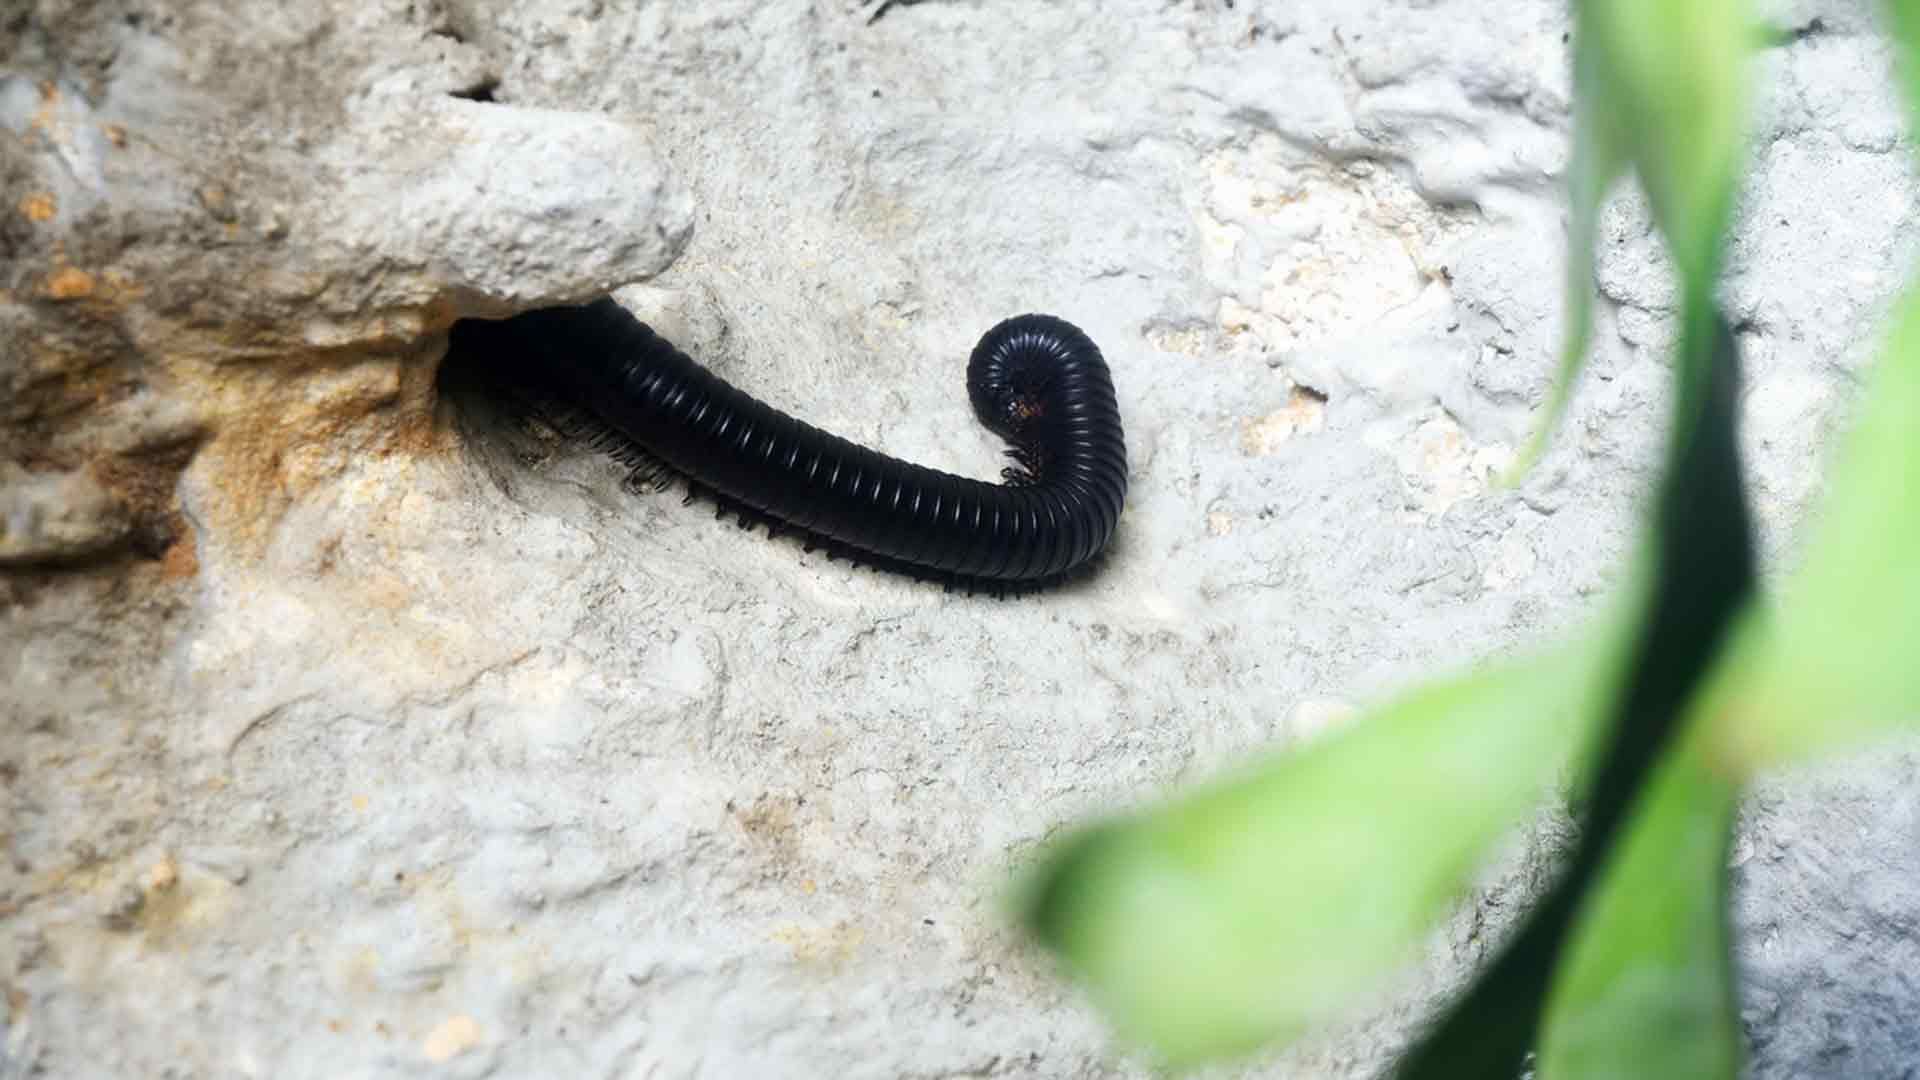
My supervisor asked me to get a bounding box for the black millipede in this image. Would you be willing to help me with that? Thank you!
[446,297,1127,593]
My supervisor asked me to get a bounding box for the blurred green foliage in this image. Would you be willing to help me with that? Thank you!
[1017,2,1920,1076]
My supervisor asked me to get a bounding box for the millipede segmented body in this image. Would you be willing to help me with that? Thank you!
[450,298,1127,592]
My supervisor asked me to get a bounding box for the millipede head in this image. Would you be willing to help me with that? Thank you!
[966,314,1100,444]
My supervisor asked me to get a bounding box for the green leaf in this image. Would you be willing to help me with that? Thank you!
[1885,0,1920,121]
[1015,610,1632,1067]
[1536,712,1742,1080]
[1694,0,1920,767]
[1512,1,1754,473]
[1714,282,1920,767]
[1394,313,1756,1080]
[1580,0,1754,283]
[1706,0,1920,768]
[1510,32,1629,478]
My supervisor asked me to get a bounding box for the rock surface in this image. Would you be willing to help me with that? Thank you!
[2,1,1915,1077]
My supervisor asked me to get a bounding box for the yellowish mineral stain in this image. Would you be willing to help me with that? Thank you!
[17,191,55,222]
[145,856,179,893]
[44,266,96,300]
[1239,385,1328,455]
[772,921,866,969]
[422,1014,483,1062]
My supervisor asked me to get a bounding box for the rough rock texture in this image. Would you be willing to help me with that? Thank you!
[2,0,1915,1077]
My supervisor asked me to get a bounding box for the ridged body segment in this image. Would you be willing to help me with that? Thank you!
[457,298,1127,587]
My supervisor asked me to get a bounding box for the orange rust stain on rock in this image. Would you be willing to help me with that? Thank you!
[28,82,61,136]
[146,856,179,893]
[17,192,56,222]
[44,267,96,300]
[160,524,199,580]
[91,439,199,569]
[175,341,447,554]
[18,281,463,566]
